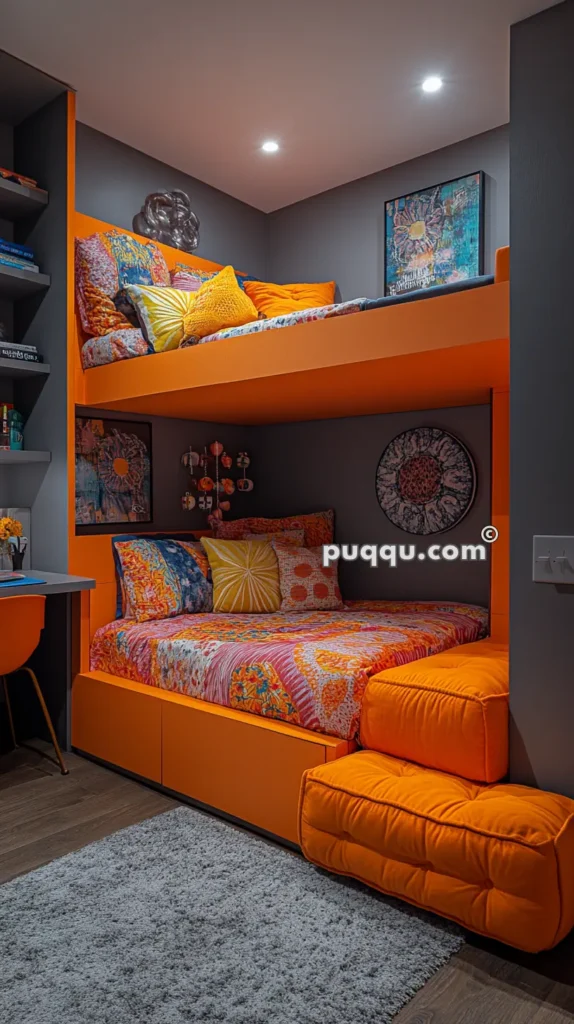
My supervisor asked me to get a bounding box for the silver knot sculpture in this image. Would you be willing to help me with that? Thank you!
[133,190,200,252]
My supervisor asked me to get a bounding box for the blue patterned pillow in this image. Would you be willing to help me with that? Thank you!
[112,534,212,621]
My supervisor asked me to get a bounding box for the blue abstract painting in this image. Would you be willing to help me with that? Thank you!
[384,172,484,296]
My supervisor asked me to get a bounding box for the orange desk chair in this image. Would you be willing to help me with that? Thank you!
[0,594,68,775]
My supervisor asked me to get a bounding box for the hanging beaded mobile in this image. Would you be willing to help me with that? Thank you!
[180,443,253,518]
[181,446,200,510]
[237,451,254,492]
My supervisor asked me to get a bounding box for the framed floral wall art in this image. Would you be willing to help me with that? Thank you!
[384,171,484,296]
[75,417,152,526]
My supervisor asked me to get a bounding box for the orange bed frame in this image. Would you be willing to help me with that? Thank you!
[69,529,355,844]
[73,670,353,844]
[68,211,510,844]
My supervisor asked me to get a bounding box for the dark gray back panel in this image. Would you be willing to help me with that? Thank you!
[509,2,574,796]
[77,408,254,535]
[267,126,509,302]
[75,124,268,279]
[249,406,491,607]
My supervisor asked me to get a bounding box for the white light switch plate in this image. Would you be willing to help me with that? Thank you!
[533,535,574,584]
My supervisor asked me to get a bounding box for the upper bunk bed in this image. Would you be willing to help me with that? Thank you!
[73,213,509,424]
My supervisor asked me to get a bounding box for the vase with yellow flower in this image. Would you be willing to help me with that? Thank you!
[0,516,23,570]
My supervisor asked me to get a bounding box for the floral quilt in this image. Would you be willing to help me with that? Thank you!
[81,298,367,368]
[193,298,367,345]
[91,601,488,740]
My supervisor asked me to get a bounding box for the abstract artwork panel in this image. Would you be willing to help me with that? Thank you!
[75,417,152,526]
[384,171,484,296]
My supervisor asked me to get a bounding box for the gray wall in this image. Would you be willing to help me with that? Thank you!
[509,1,574,797]
[267,126,509,302]
[12,92,70,572]
[77,408,253,535]
[76,122,508,302]
[0,121,13,166]
[75,405,490,607]
[249,405,491,607]
[75,124,268,279]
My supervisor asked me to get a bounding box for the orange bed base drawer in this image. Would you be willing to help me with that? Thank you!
[72,671,353,844]
[162,693,352,844]
[72,672,162,783]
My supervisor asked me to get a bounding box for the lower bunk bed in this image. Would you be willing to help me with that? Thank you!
[72,600,487,844]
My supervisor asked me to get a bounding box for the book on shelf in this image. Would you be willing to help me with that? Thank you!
[0,347,42,363]
[0,240,35,260]
[0,254,39,273]
[0,167,38,189]
[0,340,38,353]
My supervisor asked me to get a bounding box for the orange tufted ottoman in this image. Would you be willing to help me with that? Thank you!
[361,640,509,782]
[299,750,574,951]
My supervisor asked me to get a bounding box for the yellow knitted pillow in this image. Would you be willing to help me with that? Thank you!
[183,265,259,342]
[200,538,281,613]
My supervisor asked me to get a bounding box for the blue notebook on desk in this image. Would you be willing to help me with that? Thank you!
[0,576,46,588]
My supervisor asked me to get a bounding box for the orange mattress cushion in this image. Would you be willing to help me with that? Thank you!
[299,750,574,952]
[360,640,508,783]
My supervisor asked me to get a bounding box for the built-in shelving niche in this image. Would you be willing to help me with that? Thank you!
[0,48,71,571]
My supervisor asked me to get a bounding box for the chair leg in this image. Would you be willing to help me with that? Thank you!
[2,675,17,749]
[21,666,69,776]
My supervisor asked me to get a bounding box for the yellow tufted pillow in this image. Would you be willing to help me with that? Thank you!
[125,284,196,353]
[200,538,281,613]
[182,265,259,342]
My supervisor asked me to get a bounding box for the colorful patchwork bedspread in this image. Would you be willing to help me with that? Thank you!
[194,298,366,345]
[81,299,367,369]
[91,601,488,740]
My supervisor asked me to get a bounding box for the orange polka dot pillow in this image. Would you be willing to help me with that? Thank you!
[272,540,344,612]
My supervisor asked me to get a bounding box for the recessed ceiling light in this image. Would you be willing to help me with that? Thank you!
[422,76,443,93]
[261,140,279,153]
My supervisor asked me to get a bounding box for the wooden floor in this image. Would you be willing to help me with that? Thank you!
[2,744,574,1023]
[0,741,176,884]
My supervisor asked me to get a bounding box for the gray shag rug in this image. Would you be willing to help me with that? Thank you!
[1,806,463,1023]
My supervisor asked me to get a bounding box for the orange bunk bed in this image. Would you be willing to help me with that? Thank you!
[68,214,509,846]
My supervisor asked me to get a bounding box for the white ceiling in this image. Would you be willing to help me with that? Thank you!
[0,0,559,212]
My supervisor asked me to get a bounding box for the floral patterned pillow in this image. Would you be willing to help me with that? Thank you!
[272,540,344,612]
[112,536,212,622]
[75,230,169,338]
[170,268,219,292]
[242,529,305,546]
[172,265,260,292]
[209,510,334,548]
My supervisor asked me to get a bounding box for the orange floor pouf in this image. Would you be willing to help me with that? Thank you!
[299,750,574,952]
[360,640,509,782]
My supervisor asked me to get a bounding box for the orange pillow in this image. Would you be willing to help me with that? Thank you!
[243,279,336,318]
[272,540,344,612]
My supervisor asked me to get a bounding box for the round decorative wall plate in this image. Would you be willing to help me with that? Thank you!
[375,427,477,535]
